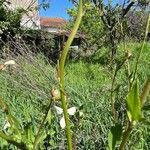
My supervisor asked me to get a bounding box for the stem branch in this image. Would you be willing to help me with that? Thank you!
[132,14,150,84]
[119,122,133,150]
[33,100,53,150]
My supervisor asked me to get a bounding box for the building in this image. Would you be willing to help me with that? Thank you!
[39,17,84,50]
[8,0,40,29]
[7,0,84,50]
[40,17,66,33]
[7,1,66,31]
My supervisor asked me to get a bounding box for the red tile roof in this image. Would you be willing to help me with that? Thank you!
[40,17,66,28]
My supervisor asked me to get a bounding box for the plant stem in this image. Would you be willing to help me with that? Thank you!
[120,22,131,89]
[110,70,117,123]
[132,14,150,84]
[119,122,133,150]
[59,0,83,150]
[141,74,150,106]
[119,13,150,150]
[33,100,53,150]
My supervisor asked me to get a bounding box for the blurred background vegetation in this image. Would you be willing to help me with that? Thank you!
[0,0,150,149]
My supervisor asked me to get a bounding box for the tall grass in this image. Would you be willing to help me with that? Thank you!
[1,41,150,149]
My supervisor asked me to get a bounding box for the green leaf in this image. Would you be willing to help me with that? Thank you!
[48,129,55,136]
[23,122,34,144]
[108,124,122,150]
[0,131,26,149]
[0,97,21,136]
[46,110,52,124]
[36,131,47,145]
[127,81,142,122]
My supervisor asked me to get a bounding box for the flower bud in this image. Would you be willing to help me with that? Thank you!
[51,88,60,100]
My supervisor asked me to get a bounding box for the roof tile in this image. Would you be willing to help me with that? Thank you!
[40,17,66,28]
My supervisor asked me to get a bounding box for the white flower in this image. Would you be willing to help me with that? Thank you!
[3,121,11,130]
[4,60,15,65]
[54,106,76,129]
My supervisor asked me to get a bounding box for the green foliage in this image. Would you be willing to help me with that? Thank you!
[127,11,149,41]
[0,0,150,149]
[0,27,59,62]
[127,81,142,122]
[0,97,53,150]
[67,2,105,52]
[68,0,150,60]
[0,0,24,32]
[138,0,150,6]
[0,42,149,149]
[108,124,122,150]
[0,54,61,149]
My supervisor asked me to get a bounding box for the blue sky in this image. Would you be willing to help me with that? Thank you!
[39,0,73,19]
[39,0,121,20]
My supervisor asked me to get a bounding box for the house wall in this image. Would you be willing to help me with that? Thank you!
[8,0,40,29]
[41,26,62,33]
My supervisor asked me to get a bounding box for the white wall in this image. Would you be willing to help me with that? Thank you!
[8,0,40,29]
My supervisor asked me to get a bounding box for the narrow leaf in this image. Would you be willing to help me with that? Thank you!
[127,81,142,122]
[0,97,22,140]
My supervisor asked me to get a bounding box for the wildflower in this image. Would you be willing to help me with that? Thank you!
[3,121,11,130]
[54,106,76,129]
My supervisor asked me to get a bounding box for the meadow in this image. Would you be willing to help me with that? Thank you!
[0,42,150,149]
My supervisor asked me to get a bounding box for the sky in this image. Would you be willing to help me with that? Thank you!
[39,0,122,20]
[39,0,73,20]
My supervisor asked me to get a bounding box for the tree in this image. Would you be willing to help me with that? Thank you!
[67,2,105,56]
[0,0,25,54]
[69,0,150,59]
[0,0,24,33]
[126,10,149,41]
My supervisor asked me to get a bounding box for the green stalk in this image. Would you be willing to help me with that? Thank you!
[141,74,150,106]
[119,122,133,150]
[119,13,150,150]
[0,131,27,150]
[132,14,150,84]
[33,100,53,150]
[120,22,131,89]
[110,70,117,123]
[59,0,83,150]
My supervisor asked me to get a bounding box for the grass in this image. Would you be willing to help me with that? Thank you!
[0,42,150,149]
